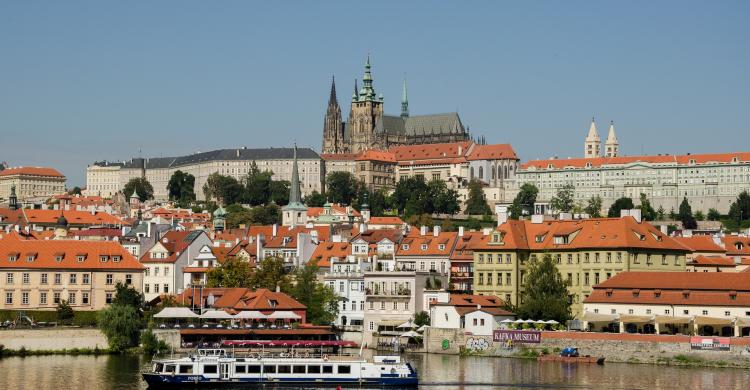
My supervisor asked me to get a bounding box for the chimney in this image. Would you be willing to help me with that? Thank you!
[559,212,572,221]
[420,226,428,236]
[531,214,544,224]
[433,225,441,237]
[496,206,508,226]
[360,223,367,233]
[272,224,278,237]
[275,284,281,293]
[458,226,465,237]
[482,228,492,236]
[660,225,668,235]
[620,209,642,223]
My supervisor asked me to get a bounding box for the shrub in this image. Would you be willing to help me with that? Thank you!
[541,347,550,355]
[141,325,170,355]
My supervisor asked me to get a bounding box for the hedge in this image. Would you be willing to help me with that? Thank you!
[0,310,100,327]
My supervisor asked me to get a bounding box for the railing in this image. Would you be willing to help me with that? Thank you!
[366,289,411,297]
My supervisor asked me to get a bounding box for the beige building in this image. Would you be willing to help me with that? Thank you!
[0,167,66,204]
[0,231,143,311]
[471,213,688,318]
[86,148,323,200]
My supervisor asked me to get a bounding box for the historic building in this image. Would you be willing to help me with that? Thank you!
[321,56,470,154]
[0,167,66,205]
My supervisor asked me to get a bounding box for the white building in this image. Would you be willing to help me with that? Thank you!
[140,230,211,301]
[429,294,514,336]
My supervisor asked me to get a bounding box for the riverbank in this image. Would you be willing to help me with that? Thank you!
[0,328,107,350]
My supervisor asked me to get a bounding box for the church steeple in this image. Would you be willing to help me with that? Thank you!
[8,185,18,211]
[358,55,378,102]
[352,79,358,101]
[328,75,337,104]
[401,79,409,118]
[605,120,619,158]
[322,76,344,154]
[289,145,302,205]
[584,116,601,159]
[282,144,308,227]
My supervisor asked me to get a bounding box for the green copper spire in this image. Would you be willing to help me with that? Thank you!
[401,78,409,118]
[359,55,377,101]
[289,144,302,205]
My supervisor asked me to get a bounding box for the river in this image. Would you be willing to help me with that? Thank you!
[0,353,748,389]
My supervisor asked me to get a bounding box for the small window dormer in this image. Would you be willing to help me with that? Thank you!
[735,242,744,251]
[421,244,428,251]
[100,255,109,263]
[76,254,86,262]
[7,253,18,262]
[25,252,37,262]
[438,244,446,251]
[112,255,121,263]
[402,244,410,250]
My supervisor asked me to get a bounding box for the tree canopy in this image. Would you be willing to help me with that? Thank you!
[516,254,571,323]
[203,173,243,205]
[637,193,657,221]
[390,176,460,216]
[729,191,750,222]
[304,191,326,207]
[509,183,538,219]
[325,172,360,205]
[98,304,141,352]
[289,261,339,325]
[167,170,196,203]
[679,197,697,229]
[207,258,254,288]
[112,282,144,308]
[584,196,603,218]
[550,184,575,214]
[250,257,290,291]
[123,177,154,202]
[464,179,491,215]
[607,197,634,218]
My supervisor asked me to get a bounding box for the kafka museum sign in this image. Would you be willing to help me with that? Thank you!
[493,330,542,344]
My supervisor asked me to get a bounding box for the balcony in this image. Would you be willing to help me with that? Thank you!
[365,287,411,297]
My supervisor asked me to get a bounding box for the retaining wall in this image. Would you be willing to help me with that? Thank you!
[0,328,107,350]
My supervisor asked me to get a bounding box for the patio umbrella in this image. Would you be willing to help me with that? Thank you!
[400,331,420,338]
[397,320,415,329]
[267,311,302,320]
[200,310,234,320]
[523,319,536,324]
[500,319,515,324]
[154,307,199,319]
[417,325,429,332]
[513,319,526,324]
[545,320,559,325]
[234,311,267,320]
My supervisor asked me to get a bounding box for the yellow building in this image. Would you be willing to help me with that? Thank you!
[0,167,66,204]
[471,215,688,318]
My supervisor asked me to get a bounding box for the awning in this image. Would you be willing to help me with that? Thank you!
[694,316,733,326]
[377,320,407,327]
[397,320,416,329]
[581,312,619,322]
[654,315,692,324]
[735,317,750,327]
[222,340,357,347]
[234,311,267,319]
[200,310,234,320]
[619,315,653,323]
[153,307,199,319]
[267,311,301,320]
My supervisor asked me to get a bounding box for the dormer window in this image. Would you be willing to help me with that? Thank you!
[27,255,35,262]
[438,244,445,251]
[112,256,121,263]
[7,255,17,262]
[535,235,545,243]
[100,255,108,263]
[402,244,410,250]
[736,242,744,251]
[553,235,569,245]
[77,255,86,262]
[421,244,428,251]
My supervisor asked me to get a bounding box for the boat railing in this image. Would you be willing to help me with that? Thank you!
[153,349,365,361]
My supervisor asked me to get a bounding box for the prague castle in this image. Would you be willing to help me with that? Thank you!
[322,56,470,154]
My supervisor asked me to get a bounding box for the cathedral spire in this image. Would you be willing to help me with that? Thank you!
[401,79,409,118]
[352,78,358,101]
[328,75,337,104]
[605,120,619,157]
[584,116,601,159]
[359,55,377,101]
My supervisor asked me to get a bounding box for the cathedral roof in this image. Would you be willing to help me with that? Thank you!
[116,148,320,170]
[374,113,466,137]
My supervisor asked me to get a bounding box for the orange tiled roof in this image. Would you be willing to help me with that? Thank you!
[673,236,726,253]
[448,294,505,307]
[307,204,361,218]
[355,150,396,163]
[397,229,458,256]
[0,208,124,227]
[140,230,203,263]
[0,231,142,270]
[521,152,750,170]
[354,228,402,244]
[211,288,306,311]
[310,242,351,267]
[466,144,518,161]
[390,141,472,166]
[721,236,750,256]
[0,167,64,178]
[688,255,736,267]
[450,231,486,261]
[263,226,331,249]
[368,216,404,225]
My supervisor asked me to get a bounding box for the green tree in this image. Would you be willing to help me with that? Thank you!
[707,208,721,221]
[390,176,430,216]
[550,184,575,214]
[637,193,657,221]
[225,203,253,228]
[203,173,243,205]
[728,191,750,222]
[607,197,634,218]
[250,257,290,291]
[269,180,290,206]
[508,183,538,219]
[98,304,141,352]
[68,186,82,196]
[56,300,74,325]
[584,196,603,218]
[167,170,196,203]
[414,311,430,327]
[368,189,389,217]
[440,218,455,232]
[516,254,571,323]
[464,179,491,215]
[112,282,144,308]
[141,323,170,355]
[656,205,666,220]
[289,262,339,325]
[243,162,273,206]
[326,172,359,205]
[668,207,678,220]
[679,197,697,229]
[207,258,253,288]
[304,191,326,207]
[694,210,705,221]
[123,177,154,202]
[249,204,282,225]
[429,179,460,215]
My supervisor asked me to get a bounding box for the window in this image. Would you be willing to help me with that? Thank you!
[100,255,108,263]
[82,292,89,305]
[83,274,90,284]
[53,292,61,304]
[277,365,291,374]
[54,273,61,285]
[106,274,113,285]
[22,273,30,284]
[683,309,689,315]
[248,365,261,374]
[265,366,277,374]
[646,309,652,314]
[322,365,333,374]
[473,318,478,326]
[145,284,150,293]
[70,274,77,284]
[506,254,512,264]
[497,273,503,285]
[606,253,612,263]
[106,293,113,304]
[611,309,617,314]
[505,273,511,286]
[76,255,85,262]
[41,273,48,284]
[393,301,398,310]
[665,309,670,315]
[595,253,600,263]
[487,273,493,285]
[5,292,12,304]
[478,273,484,285]
[144,268,149,277]
[307,365,321,374]
[164,267,169,276]
[112,256,121,263]
[337,365,351,374]
[22,292,29,305]
[6,273,13,284]
[702,310,708,315]
[584,273,590,286]
[154,267,159,276]
[616,253,622,263]
[725,311,731,317]
[40,292,47,305]
[661,255,667,265]
[203,365,218,374]
[380,302,385,310]
[567,254,573,264]
[68,292,76,305]
[125,274,132,285]
[179,365,194,374]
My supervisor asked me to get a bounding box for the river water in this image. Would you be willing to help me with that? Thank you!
[0,353,748,389]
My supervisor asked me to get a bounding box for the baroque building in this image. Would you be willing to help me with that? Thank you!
[322,56,470,154]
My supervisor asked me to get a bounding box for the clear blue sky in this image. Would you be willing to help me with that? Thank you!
[1,1,748,186]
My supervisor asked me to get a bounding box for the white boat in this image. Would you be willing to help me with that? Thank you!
[142,348,418,387]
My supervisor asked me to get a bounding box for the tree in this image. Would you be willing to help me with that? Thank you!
[414,311,430,327]
[607,197,634,218]
[141,323,170,355]
[440,218,455,232]
[269,180,290,206]
[508,183,538,219]
[250,257,290,291]
[390,176,430,216]
[707,208,721,221]
[123,177,154,202]
[550,184,575,214]
[326,172,359,205]
[464,179,491,215]
[98,304,141,352]
[207,258,253,288]
[167,170,196,203]
[656,205,666,220]
[243,162,273,206]
[679,197,697,229]
[368,189,389,217]
[304,191,326,207]
[56,300,74,325]
[226,203,253,228]
[112,282,144,308]
[428,179,460,215]
[694,210,705,221]
[584,196,603,218]
[516,254,571,323]
[637,193,657,221]
[289,262,339,325]
[729,191,750,223]
[203,173,243,205]
[68,186,82,196]
[249,204,281,225]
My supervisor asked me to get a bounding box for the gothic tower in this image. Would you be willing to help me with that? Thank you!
[322,76,344,154]
[584,117,601,159]
[348,55,384,153]
[605,120,619,158]
[401,79,409,118]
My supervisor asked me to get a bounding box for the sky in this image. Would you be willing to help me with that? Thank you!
[1,1,748,186]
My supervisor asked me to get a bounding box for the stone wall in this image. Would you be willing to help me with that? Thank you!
[0,328,107,350]
[153,329,181,349]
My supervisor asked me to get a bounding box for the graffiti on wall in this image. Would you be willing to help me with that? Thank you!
[465,337,490,351]
[441,339,450,350]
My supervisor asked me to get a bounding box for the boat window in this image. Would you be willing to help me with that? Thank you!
[338,365,351,374]
[164,365,176,373]
[265,366,277,374]
[277,365,291,374]
[293,365,306,374]
[307,365,321,374]
[178,365,193,374]
[203,364,218,374]
[322,365,333,374]
[154,363,164,372]
[248,365,261,374]
[235,365,246,374]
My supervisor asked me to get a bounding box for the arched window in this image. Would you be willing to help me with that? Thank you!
[491,166,496,179]
[504,166,509,179]
[478,166,484,179]
[470,167,474,179]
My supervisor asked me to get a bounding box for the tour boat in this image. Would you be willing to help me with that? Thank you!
[142,348,419,387]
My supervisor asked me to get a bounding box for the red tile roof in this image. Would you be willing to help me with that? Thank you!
[0,167,64,178]
[307,204,361,218]
[391,141,472,166]
[355,150,397,163]
[688,255,737,267]
[397,229,458,256]
[673,236,727,253]
[310,242,350,267]
[466,144,518,161]
[0,208,125,227]
[368,216,404,226]
[450,231,486,261]
[521,152,750,170]
[449,294,505,307]
[720,236,750,256]
[354,228,402,244]
[0,231,142,270]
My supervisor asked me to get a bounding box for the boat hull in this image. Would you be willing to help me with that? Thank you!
[142,373,419,387]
